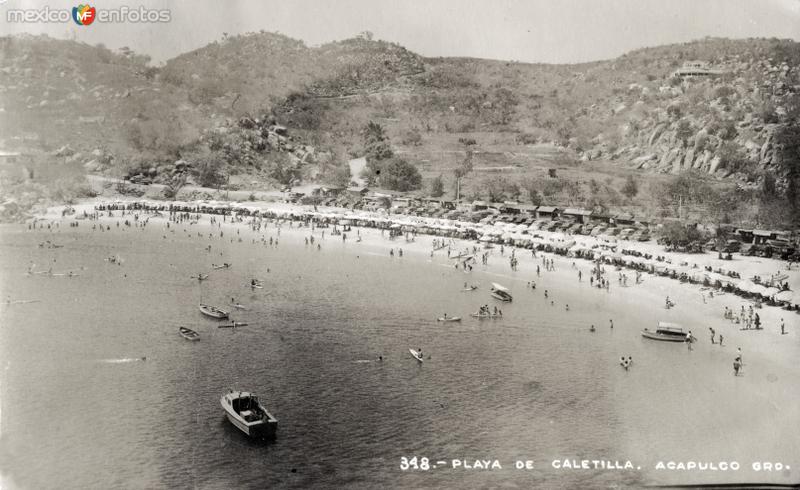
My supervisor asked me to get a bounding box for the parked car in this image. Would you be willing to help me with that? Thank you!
[566,223,582,234]
[590,225,607,237]
[632,230,651,242]
[722,239,742,253]
[618,228,636,240]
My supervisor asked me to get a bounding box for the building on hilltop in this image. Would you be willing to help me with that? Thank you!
[671,61,726,78]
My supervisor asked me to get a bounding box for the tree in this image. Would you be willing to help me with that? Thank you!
[363,121,393,161]
[661,221,704,249]
[362,121,393,185]
[430,174,444,197]
[621,175,639,199]
[453,148,474,202]
[675,119,693,145]
[379,157,422,191]
[522,178,543,205]
[194,155,225,188]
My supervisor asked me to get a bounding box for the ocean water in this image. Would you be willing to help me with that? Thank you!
[0,219,797,489]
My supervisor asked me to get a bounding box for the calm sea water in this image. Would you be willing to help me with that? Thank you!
[0,219,797,489]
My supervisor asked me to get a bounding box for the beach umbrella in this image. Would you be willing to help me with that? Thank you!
[735,280,759,293]
[761,286,781,298]
[774,290,794,303]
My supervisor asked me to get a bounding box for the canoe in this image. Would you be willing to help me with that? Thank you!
[179,327,200,340]
[409,348,424,362]
[437,317,461,322]
[470,313,502,319]
[199,304,229,319]
[219,322,248,328]
[221,391,277,439]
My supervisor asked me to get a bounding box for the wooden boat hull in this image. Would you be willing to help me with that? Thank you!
[470,313,502,319]
[199,304,229,319]
[179,327,200,340]
[490,292,512,302]
[437,317,461,322]
[641,330,688,342]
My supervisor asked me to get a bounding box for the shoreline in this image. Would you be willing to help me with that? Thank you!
[20,195,797,358]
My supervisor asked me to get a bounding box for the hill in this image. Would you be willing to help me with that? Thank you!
[1,33,799,226]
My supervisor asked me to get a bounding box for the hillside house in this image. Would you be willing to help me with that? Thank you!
[671,61,725,78]
[562,208,593,224]
[536,206,560,220]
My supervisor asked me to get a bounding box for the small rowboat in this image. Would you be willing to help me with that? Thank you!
[461,286,478,292]
[437,316,461,322]
[193,274,209,281]
[219,322,249,328]
[199,304,229,319]
[233,303,248,310]
[470,313,502,319]
[179,327,200,340]
[409,348,424,362]
[212,263,232,270]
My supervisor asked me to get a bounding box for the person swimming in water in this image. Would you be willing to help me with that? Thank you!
[590,324,596,332]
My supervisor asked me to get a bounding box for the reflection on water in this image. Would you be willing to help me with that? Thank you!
[0,222,796,489]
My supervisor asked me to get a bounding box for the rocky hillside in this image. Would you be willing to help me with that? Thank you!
[1,33,799,213]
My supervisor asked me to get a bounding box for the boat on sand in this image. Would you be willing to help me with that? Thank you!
[220,390,277,439]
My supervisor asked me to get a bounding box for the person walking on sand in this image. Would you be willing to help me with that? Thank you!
[719,334,724,346]
[733,356,742,376]
[781,318,786,335]
[609,319,614,329]
[709,327,715,344]
[686,331,693,351]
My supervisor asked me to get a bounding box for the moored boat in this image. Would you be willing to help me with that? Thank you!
[490,283,513,302]
[220,390,277,439]
[437,316,461,322]
[470,312,502,319]
[179,326,200,340]
[199,304,229,319]
[641,322,694,342]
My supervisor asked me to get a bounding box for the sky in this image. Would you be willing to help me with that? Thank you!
[2,0,800,64]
